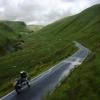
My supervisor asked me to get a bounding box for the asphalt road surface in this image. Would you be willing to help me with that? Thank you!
[1,42,90,100]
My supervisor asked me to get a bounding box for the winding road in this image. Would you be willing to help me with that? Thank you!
[1,42,90,100]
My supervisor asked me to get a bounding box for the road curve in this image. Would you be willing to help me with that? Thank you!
[1,42,90,100]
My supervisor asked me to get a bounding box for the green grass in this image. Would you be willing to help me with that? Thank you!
[0,4,100,98]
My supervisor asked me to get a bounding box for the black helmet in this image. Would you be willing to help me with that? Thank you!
[20,71,26,75]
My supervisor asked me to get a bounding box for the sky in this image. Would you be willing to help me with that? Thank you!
[0,0,100,25]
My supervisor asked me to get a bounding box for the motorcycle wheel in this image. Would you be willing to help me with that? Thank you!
[15,88,21,94]
[15,85,21,94]
[27,81,30,87]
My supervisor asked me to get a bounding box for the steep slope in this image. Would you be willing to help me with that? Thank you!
[27,4,100,49]
[0,21,27,32]
[0,4,100,98]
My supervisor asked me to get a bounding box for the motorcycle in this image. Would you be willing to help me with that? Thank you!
[14,78,30,94]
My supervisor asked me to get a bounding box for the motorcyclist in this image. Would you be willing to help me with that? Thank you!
[20,71,28,83]
[15,71,30,94]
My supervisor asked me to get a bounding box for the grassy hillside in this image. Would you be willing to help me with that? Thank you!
[0,4,100,98]
[0,21,30,56]
[0,21,28,32]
